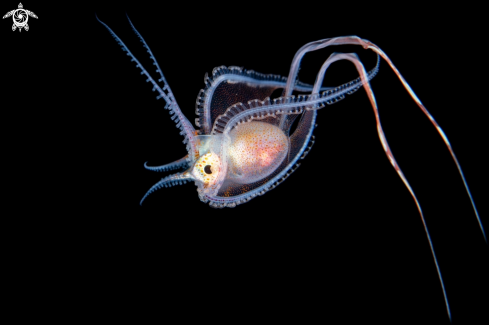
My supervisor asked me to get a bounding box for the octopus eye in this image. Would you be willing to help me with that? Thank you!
[204,165,212,174]
[192,152,220,187]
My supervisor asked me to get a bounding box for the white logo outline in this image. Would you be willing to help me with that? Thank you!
[3,3,38,32]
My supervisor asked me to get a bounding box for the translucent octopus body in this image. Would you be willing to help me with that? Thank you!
[146,58,379,207]
[97,14,486,322]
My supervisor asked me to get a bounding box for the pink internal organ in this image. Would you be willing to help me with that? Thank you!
[227,122,288,184]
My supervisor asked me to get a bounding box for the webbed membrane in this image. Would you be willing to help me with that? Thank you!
[98,16,486,323]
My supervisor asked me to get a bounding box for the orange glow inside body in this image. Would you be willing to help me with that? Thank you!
[227,121,288,183]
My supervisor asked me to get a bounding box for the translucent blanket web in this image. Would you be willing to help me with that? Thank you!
[97,16,486,321]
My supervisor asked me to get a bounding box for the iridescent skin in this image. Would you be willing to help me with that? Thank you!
[97,14,486,322]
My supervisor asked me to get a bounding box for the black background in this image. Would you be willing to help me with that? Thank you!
[2,1,487,323]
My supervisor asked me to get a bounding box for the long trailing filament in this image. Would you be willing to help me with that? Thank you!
[282,36,485,245]
[322,52,452,322]
[366,43,487,244]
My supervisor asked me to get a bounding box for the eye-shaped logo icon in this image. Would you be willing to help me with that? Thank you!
[3,3,38,32]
